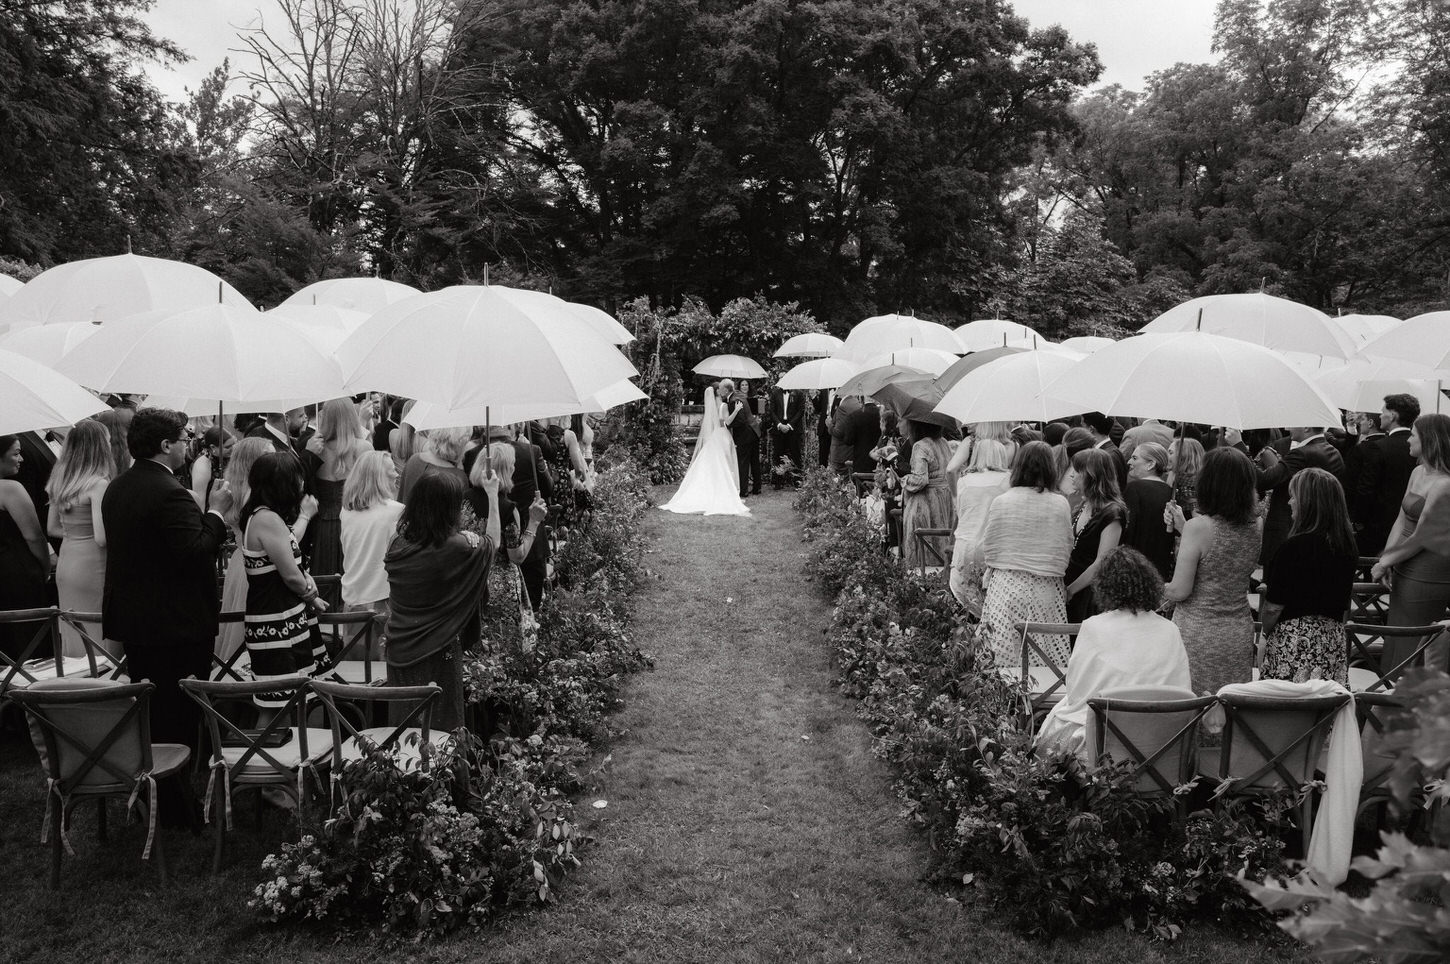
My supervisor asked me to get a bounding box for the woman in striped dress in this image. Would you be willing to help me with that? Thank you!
[241,452,329,721]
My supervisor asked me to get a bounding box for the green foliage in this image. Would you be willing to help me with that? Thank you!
[1243,671,1450,962]
[796,473,1292,940]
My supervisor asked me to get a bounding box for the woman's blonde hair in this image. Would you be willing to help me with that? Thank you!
[427,426,471,464]
[469,441,516,496]
[390,400,417,464]
[46,420,116,510]
[1169,437,1204,482]
[223,437,274,527]
[343,450,397,511]
[968,438,1012,472]
[971,422,1014,446]
[318,397,364,475]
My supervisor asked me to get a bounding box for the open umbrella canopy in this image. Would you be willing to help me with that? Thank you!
[933,346,1027,393]
[267,305,370,354]
[1039,331,1342,430]
[403,379,647,431]
[1312,357,1442,415]
[339,285,637,411]
[282,277,420,313]
[1360,311,1450,372]
[1331,313,1400,344]
[56,304,346,410]
[953,318,1043,353]
[0,275,21,298]
[0,254,251,334]
[559,300,634,345]
[776,357,860,391]
[860,346,958,375]
[837,363,927,398]
[0,322,100,367]
[774,332,845,358]
[934,351,1080,424]
[0,348,107,434]
[1057,336,1116,354]
[693,354,766,379]
[871,375,954,428]
[838,314,962,360]
[1143,293,1355,359]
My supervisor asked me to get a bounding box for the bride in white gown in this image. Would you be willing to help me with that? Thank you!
[660,386,750,516]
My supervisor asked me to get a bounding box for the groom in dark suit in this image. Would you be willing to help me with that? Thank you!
[103,409,232,798]
[768,381,805,476]
[722,379,762,497]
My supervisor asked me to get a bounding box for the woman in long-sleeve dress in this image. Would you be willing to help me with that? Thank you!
[900,420,955,569]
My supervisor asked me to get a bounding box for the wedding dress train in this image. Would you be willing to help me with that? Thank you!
[660,387,750,516]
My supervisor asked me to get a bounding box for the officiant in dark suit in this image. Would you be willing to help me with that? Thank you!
[1254,425,1346,564]
[768,381,805,475]
[1352,394,1420,555]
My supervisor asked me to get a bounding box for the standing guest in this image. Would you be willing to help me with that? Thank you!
[1372,413,1450,672]
[974,441,1074,669]
[1164,447,1261,697]
[1063,448,1127,622]
[398,426,470,503]
[101,409,231,823]
[1062,426,1094,460]
[1082,412,1129,491]
[215,438,275,662]
[1034,547,1190,763]
[1168,437,1205,517]
[572,413,597,469]
[94,407,133,473]
[1356,394,1420,556]
[13,430,59,543]
[544,414,589,531]
[371,396,398,452]
[465,424,554,612]
[0,434,50,659]
[1253,425,1345,565]
[851,397,882,476]
[900,419,954,569]
[1342,410,1385,548]
[385,472,492,731]
[814,389,836,467]
[1119,418,1175,460]
[45,421,116,657]
[470,442,549,633]
[189,426,233,510]
[1122,442,1177,579]
[768,381,805,475]
[948,437,1011,609]
[353,393,379,441]
[287,406,314,456]
[388,400,418,475]
[246,411,299,457]
[305,398,371,606]
[870,412,908,553]
[1260,468,1355,685]
[723,379,762,496]
[827,394,861,477]
[339,451,405,647]
[240,453,329,722]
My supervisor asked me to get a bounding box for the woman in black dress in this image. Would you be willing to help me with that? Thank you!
[1123,442,1177,579]
[0,434,49,659]
[1064,447,1127,623]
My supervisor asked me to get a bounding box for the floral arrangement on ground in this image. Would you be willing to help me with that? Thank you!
[793,466,1296,940]
[252,457,655,936]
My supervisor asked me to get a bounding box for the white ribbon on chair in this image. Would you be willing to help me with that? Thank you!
[124,771,160,860]
[203,759,233,830]
[38,778,77,857]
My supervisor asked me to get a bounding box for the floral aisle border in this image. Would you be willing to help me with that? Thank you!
[794,467,1296,941]
[252,456,654,936]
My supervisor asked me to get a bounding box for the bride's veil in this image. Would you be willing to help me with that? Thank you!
[692,385,720,460]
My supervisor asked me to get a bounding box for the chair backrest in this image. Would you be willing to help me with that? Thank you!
[1214,692,1349,791]
[850,472,876,498]
[309,678,441,758]
[1012,621,1081,709]
[207,611,249,681]
[13,678,154,792]
[1347,582,1390,624]
[316,610,376,666]
[1089,687,1216,796]
[179,676,313,776]
[1355,556,1379,582]
[912,527,954,575]
[57,611,126,679]
[1345,622,1446,690]
[0,607,61,693]
[1355,691,1404,798]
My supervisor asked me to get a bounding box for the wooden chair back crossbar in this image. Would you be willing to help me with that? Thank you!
[1345,622,1446,691]
[54,611,127,680]
[1089,695,1218,795]
[912,527,954,576]
[1347,582,1390,624]
[317,609,377,665]
[1214,693,1348,791]
[1014,621,1075,708]
[309,679,440,754]
[0,607,61,694]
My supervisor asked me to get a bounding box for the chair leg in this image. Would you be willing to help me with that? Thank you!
[96,798,108,842]
[212,806,226,875]
[1300,796,1314,857]
[49,801,63,890]
[149,804,170,888]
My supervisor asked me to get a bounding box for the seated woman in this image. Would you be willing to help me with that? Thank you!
[1259,467,1355,685]
[385,472,492,731]
[1035,547,1191,764]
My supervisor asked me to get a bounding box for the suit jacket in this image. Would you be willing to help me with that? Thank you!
[725,394,757,446]
[851,404,882,472]
[768,388,805,435]
[102,459,228,648]
[1355,429,1415,555]
[246,423,296,457]
[1256,436,1346,564]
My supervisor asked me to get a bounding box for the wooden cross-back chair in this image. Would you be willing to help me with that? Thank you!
[1347,582,1391,625]
[1,608,119,704]
[309,679,444,806]
[12,679,193,888]
[1006,621,1080,719]
[911,527,954,578]
[318,610,384,688]
[1088,688,1218,799]
[1345,622,1447,692]
[178,676,332,873]
[1354,691,1411,822]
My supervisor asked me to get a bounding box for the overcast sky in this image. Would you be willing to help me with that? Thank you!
[142,0,1221,102]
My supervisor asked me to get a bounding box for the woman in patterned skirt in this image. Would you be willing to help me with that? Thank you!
[241,452,329,723]
[470,441,549,643]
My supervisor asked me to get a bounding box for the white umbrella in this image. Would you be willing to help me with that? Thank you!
[1360,312,1450,372]
[404,379,647,431]
[934,350,1080,424]
[0,323,100,367]
[693,354,767,379]
[776,357,860,391]
[839,314,963,360]
[57,304,347,413]
[1143,293,1355,358]
[1057,336,1115,355]
[0,275,22,298]
[774,332,845,358]
[281,277,420,313]
[1332,313,1401,344]
[267,305,370,354]
[0,254,251,334]
[1039,331,1343,429]
[953,318,1044,353]
[339,285,637,411]
[861,347,958,376]
[0,349,107,434]
[1312,358,1441,416]
[560,300,634,345]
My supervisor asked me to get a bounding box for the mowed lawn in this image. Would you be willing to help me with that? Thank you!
[0,489,1312,963]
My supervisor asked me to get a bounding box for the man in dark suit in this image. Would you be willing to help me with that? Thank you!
[246,412,298,456]
[1084,411,1129,491]
[850,400,882,474]
[1254,425,1347,564]
[721,379,761,496]
[102,409,231,822]
[1344,411,1387,551]
[768,382,805,477]
[1355,394,1421,556]
[814,389,835,468]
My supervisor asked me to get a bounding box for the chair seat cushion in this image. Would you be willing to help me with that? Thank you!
[1349,667,1391,693]
[6,655,115,689]
[220,728,333,776]
[327,660,390,685]
[997,666,1067,703]
[151,743,192,779]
